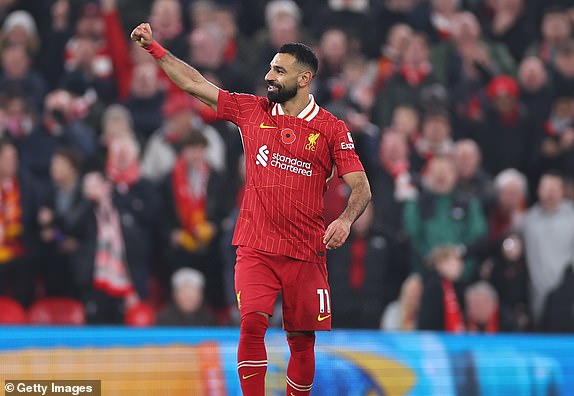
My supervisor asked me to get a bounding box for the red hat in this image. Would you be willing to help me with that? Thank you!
[162,93,196,117]
[487,76,519,99]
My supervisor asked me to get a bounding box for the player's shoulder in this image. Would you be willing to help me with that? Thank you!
[221,90,272,110]
[311,107,349,133]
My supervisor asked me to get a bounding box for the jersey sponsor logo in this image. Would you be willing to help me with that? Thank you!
[305,133,320,151]
[281,128,296,144]
[259,122,276,129]
[255,145,270,167]
[317,313,331,322]
[255,145,313,176]
[341,132,355,150]
[236,290,241,309]
[242,373,259,380]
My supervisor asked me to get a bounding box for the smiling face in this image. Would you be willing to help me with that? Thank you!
[264,53,309,103]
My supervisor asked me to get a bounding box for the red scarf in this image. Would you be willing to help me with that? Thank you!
[467,308,499,333]
[93,202,135,298]
[400,62,431,87]
[442,279,465,333]
[172,156,213,252]
[106,161,141,187]
[0,179,24,263]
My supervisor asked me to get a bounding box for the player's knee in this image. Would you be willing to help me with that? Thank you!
[240,312,269,339]
[286,332,315,353]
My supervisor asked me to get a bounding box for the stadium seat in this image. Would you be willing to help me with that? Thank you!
[27,297,85,325]
[0,296,26,324]
[124,302,155,327]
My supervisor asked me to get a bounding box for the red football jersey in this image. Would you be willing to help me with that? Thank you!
[216,90,364,262]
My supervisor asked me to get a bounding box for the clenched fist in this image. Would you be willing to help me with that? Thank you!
[131,23,153,48]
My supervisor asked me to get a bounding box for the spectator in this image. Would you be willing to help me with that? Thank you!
[39,0,75,90]
[88,103,136,172]
[522,172,574,326]
[250,0,305,88]
[141,93,225,183]
[518,56,552,126]
[149,0,188,59]
[156,267,217,326]
[20,89,97,188]
[381,273,422,331]
[489,168,528,241]
[310,0,379,57]
[486,233,531,332]
[0,138,36,307]
[189,22,253,96]
[373,23,412,94]
[484,0,534,62]
[0,10,39,57]
[327,202,378,328]
[61,2,116,104]
[159,132,225,306]
[74,135,158,323]
[36,147,84,298]
[454,139,495,210]
[417,245,465,332]
[540,264,574,333]
[0,91,34,142]
[370,131,416,308]
[372,32,441,128]
[465,281,500,333]
[470,75,538,179]
[403,156,487,280]
[390,104,420,146]
[0,44,46,111]
[431,11,515,95]
[411,109,454,172]
[526,8,571,68]
[550,41,574,100]
[124,62,164,142]
[540,96,574,177]
[409,0,460,43]
[315,28,349,105]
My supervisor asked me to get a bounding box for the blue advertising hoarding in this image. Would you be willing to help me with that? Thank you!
[0,327,571,395]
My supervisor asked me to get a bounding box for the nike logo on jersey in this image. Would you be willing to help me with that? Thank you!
[259,122,276,129]
[317,314,331,322]
[242,373,260,380]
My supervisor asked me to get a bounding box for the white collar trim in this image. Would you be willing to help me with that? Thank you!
[271,95,319,121]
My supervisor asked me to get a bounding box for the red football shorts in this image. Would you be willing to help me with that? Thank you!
[235,246,332,331]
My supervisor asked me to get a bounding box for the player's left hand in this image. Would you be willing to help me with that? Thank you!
[323,218,352,250]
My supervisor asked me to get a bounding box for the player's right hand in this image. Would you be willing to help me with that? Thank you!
[131,23,153,48]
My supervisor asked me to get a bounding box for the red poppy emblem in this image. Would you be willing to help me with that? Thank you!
[281,128,296,144]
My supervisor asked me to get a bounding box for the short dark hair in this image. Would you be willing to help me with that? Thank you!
[277,43,318,76]
[179,130,208,149]
[53,146,84,172]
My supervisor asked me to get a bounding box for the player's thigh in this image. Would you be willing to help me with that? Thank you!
[281,259,331,331]
[235,246,281,318]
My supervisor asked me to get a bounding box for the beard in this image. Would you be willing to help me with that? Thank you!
[267,81,298,103]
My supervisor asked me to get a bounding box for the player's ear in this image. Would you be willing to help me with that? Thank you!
[298,70,313,88]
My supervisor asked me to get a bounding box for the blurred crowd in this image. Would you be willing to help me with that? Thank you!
[0,0,573,332]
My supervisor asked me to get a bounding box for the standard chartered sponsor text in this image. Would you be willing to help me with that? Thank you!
[270,153,312,176]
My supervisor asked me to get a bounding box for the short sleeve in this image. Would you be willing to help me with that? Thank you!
[216,89,241,124]
[331,120,365,177]
[216,90,262,126]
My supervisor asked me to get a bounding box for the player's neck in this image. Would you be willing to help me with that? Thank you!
[281,91,312,117]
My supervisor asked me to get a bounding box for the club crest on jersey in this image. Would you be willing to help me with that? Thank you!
[281,128,296,144]
[305,133,320,151]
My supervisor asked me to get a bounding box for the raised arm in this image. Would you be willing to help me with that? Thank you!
[323,171,371,250]
[130,23,219,110]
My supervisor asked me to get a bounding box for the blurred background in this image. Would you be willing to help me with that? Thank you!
[0,0,573,394]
